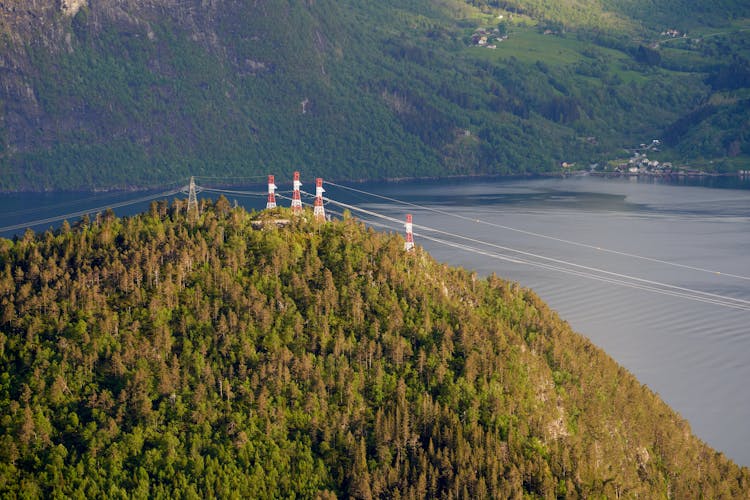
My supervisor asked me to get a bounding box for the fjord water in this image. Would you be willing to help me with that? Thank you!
[2,175,749,466]
[337,175,750,466]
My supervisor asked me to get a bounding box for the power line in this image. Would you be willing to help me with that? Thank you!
[199,187,267,197]
[0,179,188,220]
[253,187,750,310]
[324,197,750,312]
[416,232,750,311]
[1,191,144,220]
[325,181,750,281]
[13,176,743,310]
[415,222,750,308]
[0,188,181,234]
[192,175,268,182]
[324,202,750,310]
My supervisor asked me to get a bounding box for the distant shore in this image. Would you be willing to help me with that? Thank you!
[3,169,748,194]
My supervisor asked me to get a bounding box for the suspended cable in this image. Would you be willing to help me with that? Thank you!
[413,220,750,308]
[205,188,749,310]
[326,181,750,281]
[0,188,181,234]
[415,232,750,311]
[325,202,750,310]
[198,187,267,197]
[324,197,750,311]
[1,191,146,220]
[0,179,188,221]
[190,184,749,311]
[192,175,268,182]
[329,205,750,310]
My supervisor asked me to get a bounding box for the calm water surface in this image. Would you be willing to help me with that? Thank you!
[2,175,749,466]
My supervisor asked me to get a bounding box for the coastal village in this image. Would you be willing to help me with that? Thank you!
[562,139,750,177]
[612,139,679,175]
[603,139,750,177]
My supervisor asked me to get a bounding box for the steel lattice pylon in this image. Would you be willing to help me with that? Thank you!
[187,176,199,218]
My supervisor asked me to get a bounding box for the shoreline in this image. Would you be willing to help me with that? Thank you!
[2,170,748,195]
[588,171,746,178]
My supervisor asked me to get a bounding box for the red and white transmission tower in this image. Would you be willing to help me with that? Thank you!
[404,214,415,251]
[291,171,303,214]
[266,174,277,209]
[313,178,326,222]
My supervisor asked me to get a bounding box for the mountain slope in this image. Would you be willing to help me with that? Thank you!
[0,201,747,497]
[0,1,749,190]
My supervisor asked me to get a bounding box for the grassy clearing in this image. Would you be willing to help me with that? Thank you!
[465,28,587,65]
[462,26,650,85]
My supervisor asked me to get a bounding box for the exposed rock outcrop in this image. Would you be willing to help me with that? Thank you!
[60,0,87,17]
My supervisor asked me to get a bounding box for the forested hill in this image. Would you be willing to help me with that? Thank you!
[0,200,747,497]
[1,0,750,191]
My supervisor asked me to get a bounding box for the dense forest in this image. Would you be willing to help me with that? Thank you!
[0,200,747,497]
[1,0,749,190]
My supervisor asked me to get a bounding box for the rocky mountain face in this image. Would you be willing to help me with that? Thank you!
[0,0,236,147]
[0,0,344,189]
[1,1,748,190]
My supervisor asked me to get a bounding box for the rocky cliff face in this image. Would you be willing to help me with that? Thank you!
[0,0,358,190]
[0,0,297,189]
[0,1,67,157]
[0,0,227,92]
[61,0,87,17]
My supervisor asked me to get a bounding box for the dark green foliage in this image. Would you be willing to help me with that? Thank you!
[706,58,750,91]
[2,0,750,190]
[0,201,748,497]
[665,99,750,161]
[664,105,719,146]
[634,45,662,66]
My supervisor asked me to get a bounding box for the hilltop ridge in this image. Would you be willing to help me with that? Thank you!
[0,200,747,497]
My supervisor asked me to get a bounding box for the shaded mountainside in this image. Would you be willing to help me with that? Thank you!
[0,200,747,497]
[1,0,749,190]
